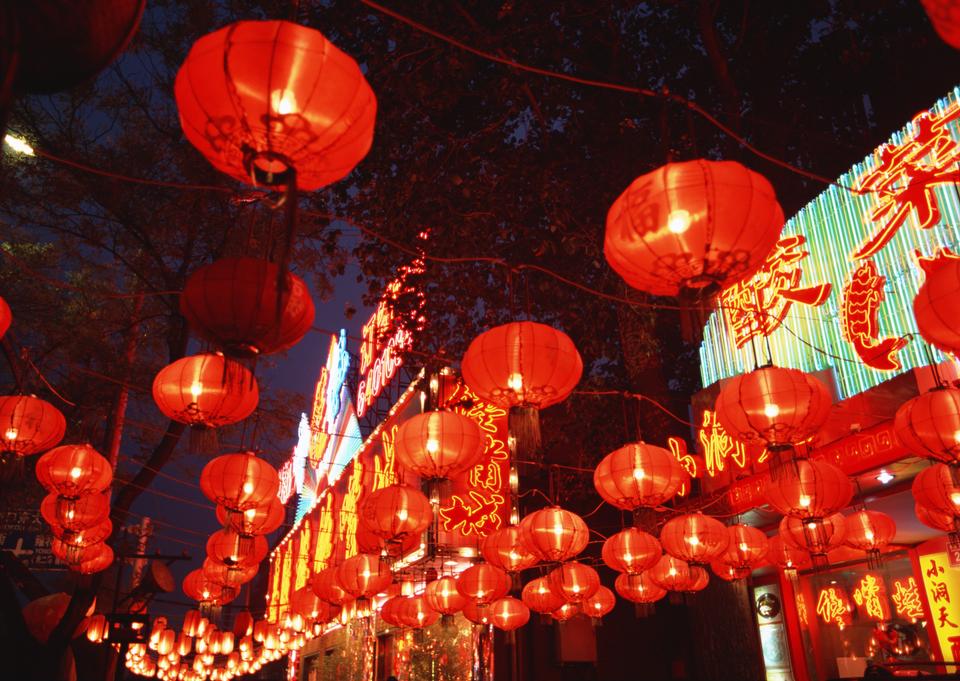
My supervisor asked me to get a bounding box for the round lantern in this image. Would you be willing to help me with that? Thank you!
[551,602,580,622]
[457,563,511,605]
[659,513,729,565]
[336,553,392,600]
[290,590,324,620]
[76,544,114,575]
[311,568,350,605]
[183,570,229,604]
[216,497,284,536]
[52,538,106,567]
[714,365,832,459]
[397,595,440,629]
[614,572,666,606]
[355,524,419,559]
[394,410,486,480]
[764,459,852,518]
[358,484,433,545]
[593,442,688,511]
[378,596,406,627]
[844,509,897,568]
[51,518,112,563]
[481,525,539,573]
[766,535,812,573]
[604,159,784,297]
[152,353,258,428]
[582,586,616,619]
[179,258,315,357]
[36,443,112,498]
[602,528,661,574]
[518,507,589,562]
[0,296,10,339]
[0,395,66,458]
[649,554,698,592]
[202,558,257,590]
[461,599,492,625]
[175,20,376,190]
[424,576,467,615]
[779,514,846,567]
[489,597,530,631]
[916,501,955,533]
[547,562,600,603]
[201,453,279,512]
[521,576,566,614]
[895,387,960,464]
[912,463,960,524]
[913,246,960,350]
[206,529,268,567]
[41,491,109,532]
[711,562,752,582]
[717,524,768,571]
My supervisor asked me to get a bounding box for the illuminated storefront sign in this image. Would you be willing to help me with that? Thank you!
[815,586,852,628]
[667,436,700,497]
[700,87,960,399]
[892,576,925,622]
[851,572,891,621]
[309,331,350,470]
[697,410,748,477]
[918,538,960,662]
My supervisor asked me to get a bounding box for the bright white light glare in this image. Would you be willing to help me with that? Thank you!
[763,403,780,418]
[242,481,254,494]
[190,381,203,400]
[875,469,894,485]
[425,438,439,454]
[666,209,691,234]
[4,134,34,156]
[4,427,17,440]
[270,89,298,116]
[507,373,523,391]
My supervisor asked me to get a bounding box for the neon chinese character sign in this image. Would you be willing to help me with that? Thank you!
[720,235,831,348]
[698,410,747,477]
[816,586,852,628]
[839,261,907,371]
[667,436,700,496]
[891,576,924,622]
[852,573,891,621]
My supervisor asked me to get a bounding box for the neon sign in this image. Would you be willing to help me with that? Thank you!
[891,576,924,622]
[720,235,831,349]
[698,410,747,477]
[840,261,907,371]
[852,572,891,621]
[816,586,852,628]
[309,331,350,469]
[667,436,700,496]
[277,458,296,504]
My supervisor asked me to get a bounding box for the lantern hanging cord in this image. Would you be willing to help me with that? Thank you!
[573,389,694,428]
[358,0,857,191]
[22,353,76,406]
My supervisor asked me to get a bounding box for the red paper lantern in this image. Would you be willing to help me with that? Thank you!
[518,507,589,562]
[52,538,106,567]
[423,576,467,615]
[489,597,530,631]
[717,524,768,570]
[311,568,351,606]
[0,296,10,338]
[582,586,616,619]
[660,513,730,565]
[40,492,109,532]
[894,387,960,464]
[336,553,392,600]
[913,246,960,349]
[648,554,698,592]
[481,525,539,573]
[0,395,65,458]
[378,596,406,627]
[461,322,583,410]
[711,562,752,582]
[206,529,267,567]
[76,544,114,575]
[457,563,511,605]
[174,20,376,191]
[614,572,666,604]
[916,501,955,533]
[394,410,486,480]
[602,528,661,574]
[461,599,492,625]
[396,595,440,629]
[51,518,112,557]
[714,365,832,450]
[201,453,279,512]
[183,569,230,604]
[521,576,566,614]
[547,562,600,603]
[551,602,580,622]
[358,484,432,544]
[202,558,257,590]
[604,159,784,297]
[764,459,852,518]
[766,535,812,572]
[593,442,688,510]
[36,444,112,498]
[216,497,284,536]
[687,566,710,593]
[779,513,846,557]
[844,509,897,567]
[153,353,258,428]
[912,463,960,521]
[179,258,315,357]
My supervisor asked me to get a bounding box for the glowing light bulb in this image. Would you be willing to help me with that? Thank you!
[633,468,646,481]
[739,542,749,552]
[70,466,82,479]
[4,427,17,440]
[951,492,960,507]
[509,550,519,561]
[865,530,875,542]
[397,508,409,521]
[4,134,34,156]
[686,535,700,546]
[65,509,75,520]
[245,508,257,520]
[763,403,780,418]
[798,495,811,508]
[361,570,370,579]
[270,89,298,115]
[552,522,564,536]
[623,552,633,563]
[666,209,691,234]
[668,567,677,577]
[425,439,439,454]
[242,481,254,495]
[507,373,523,391]
[572,584,580,593]
[806,521,817,531]
[190,381,203,400]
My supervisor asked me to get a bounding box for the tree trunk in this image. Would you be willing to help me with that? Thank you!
[687,578,765,681]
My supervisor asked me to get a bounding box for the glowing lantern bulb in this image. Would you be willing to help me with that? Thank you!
[242,481,254,494]
[270,89,298,116]
[763,403,780,418]
[507,373,523,391]
[425,438,439,454]
[666,209,691,234]
[4,427,17,440]
[69,466,82,480]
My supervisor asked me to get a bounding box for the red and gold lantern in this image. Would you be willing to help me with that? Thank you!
[913,246,960,350]
[716,524,768,571]
[40,492,109,532]
[489,597,530,631]
[394,410,486,480]
[601,527,661,574]
[206,529,267,568]
[336,553,392,600]
[310,568,350,606]
[358,484,432,545]
[518,507,589,562]
[895,387,960,464]
[153,354,258,428]
[764,459,852,518]
[593,442,687,511]
[423,576,467,615]
[659,513,729,565]
[844,509,896,568]
[481,525,539,573]
[547,562,600,604]
[200,453,279,512]
[780,513,846,567]
[216,497,284,536]
[583,586,616,619]
[0,395,65,458]
[456,563,511,605]
[614,572,666,609]
[521,576,566,614]
[36,444,112,498]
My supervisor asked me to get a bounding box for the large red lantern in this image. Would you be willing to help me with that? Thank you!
[648,554,698,592]
[481,525,539,573]
[423,577,466,615]
[202,558,257,594]
[913,246,960,350]
[714,365,832,466]
[311,568,350,605]
[518,507,589,562]
[912,463,960,531]
[0,395,65,458]
[583,586,616,619]
[216,497,284,536]
[397,596,440,629]
[175,20,376,191]
[200,453,279,512]
[394,410,486,480]
[378,596,406,627]
[152,353,258,428]
[780,513,846,566]
[489,597,530,631]
[461,321,582,457]
[614,572,666,606]
[601,527,661,574]
[547,562,600,604]
[36,444,112,498]
[593,442,687,511]
[604,159,784,297]
[894,387,960,464]
[460,599,492,625]
[764,459,852,518]
[844,509,897,568]
[51,519,112,566]
[916,501,955,533]
[52,538,106,567]
[717,524,768,571]
[336,553,392,600]
[76,543,114,575]
[766,535,812,573]
[521,576,566,614]
[457,563,511,605]
[551,602,580,622]
[179,258,315,357]
[183,570,230,604]
[358,484,432,545]
[290,590,325,620]
[0,296,10,339]
[711,562,752,582]
[206,529,267,567]
[40,492,109,532]
[659,513,729,565]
